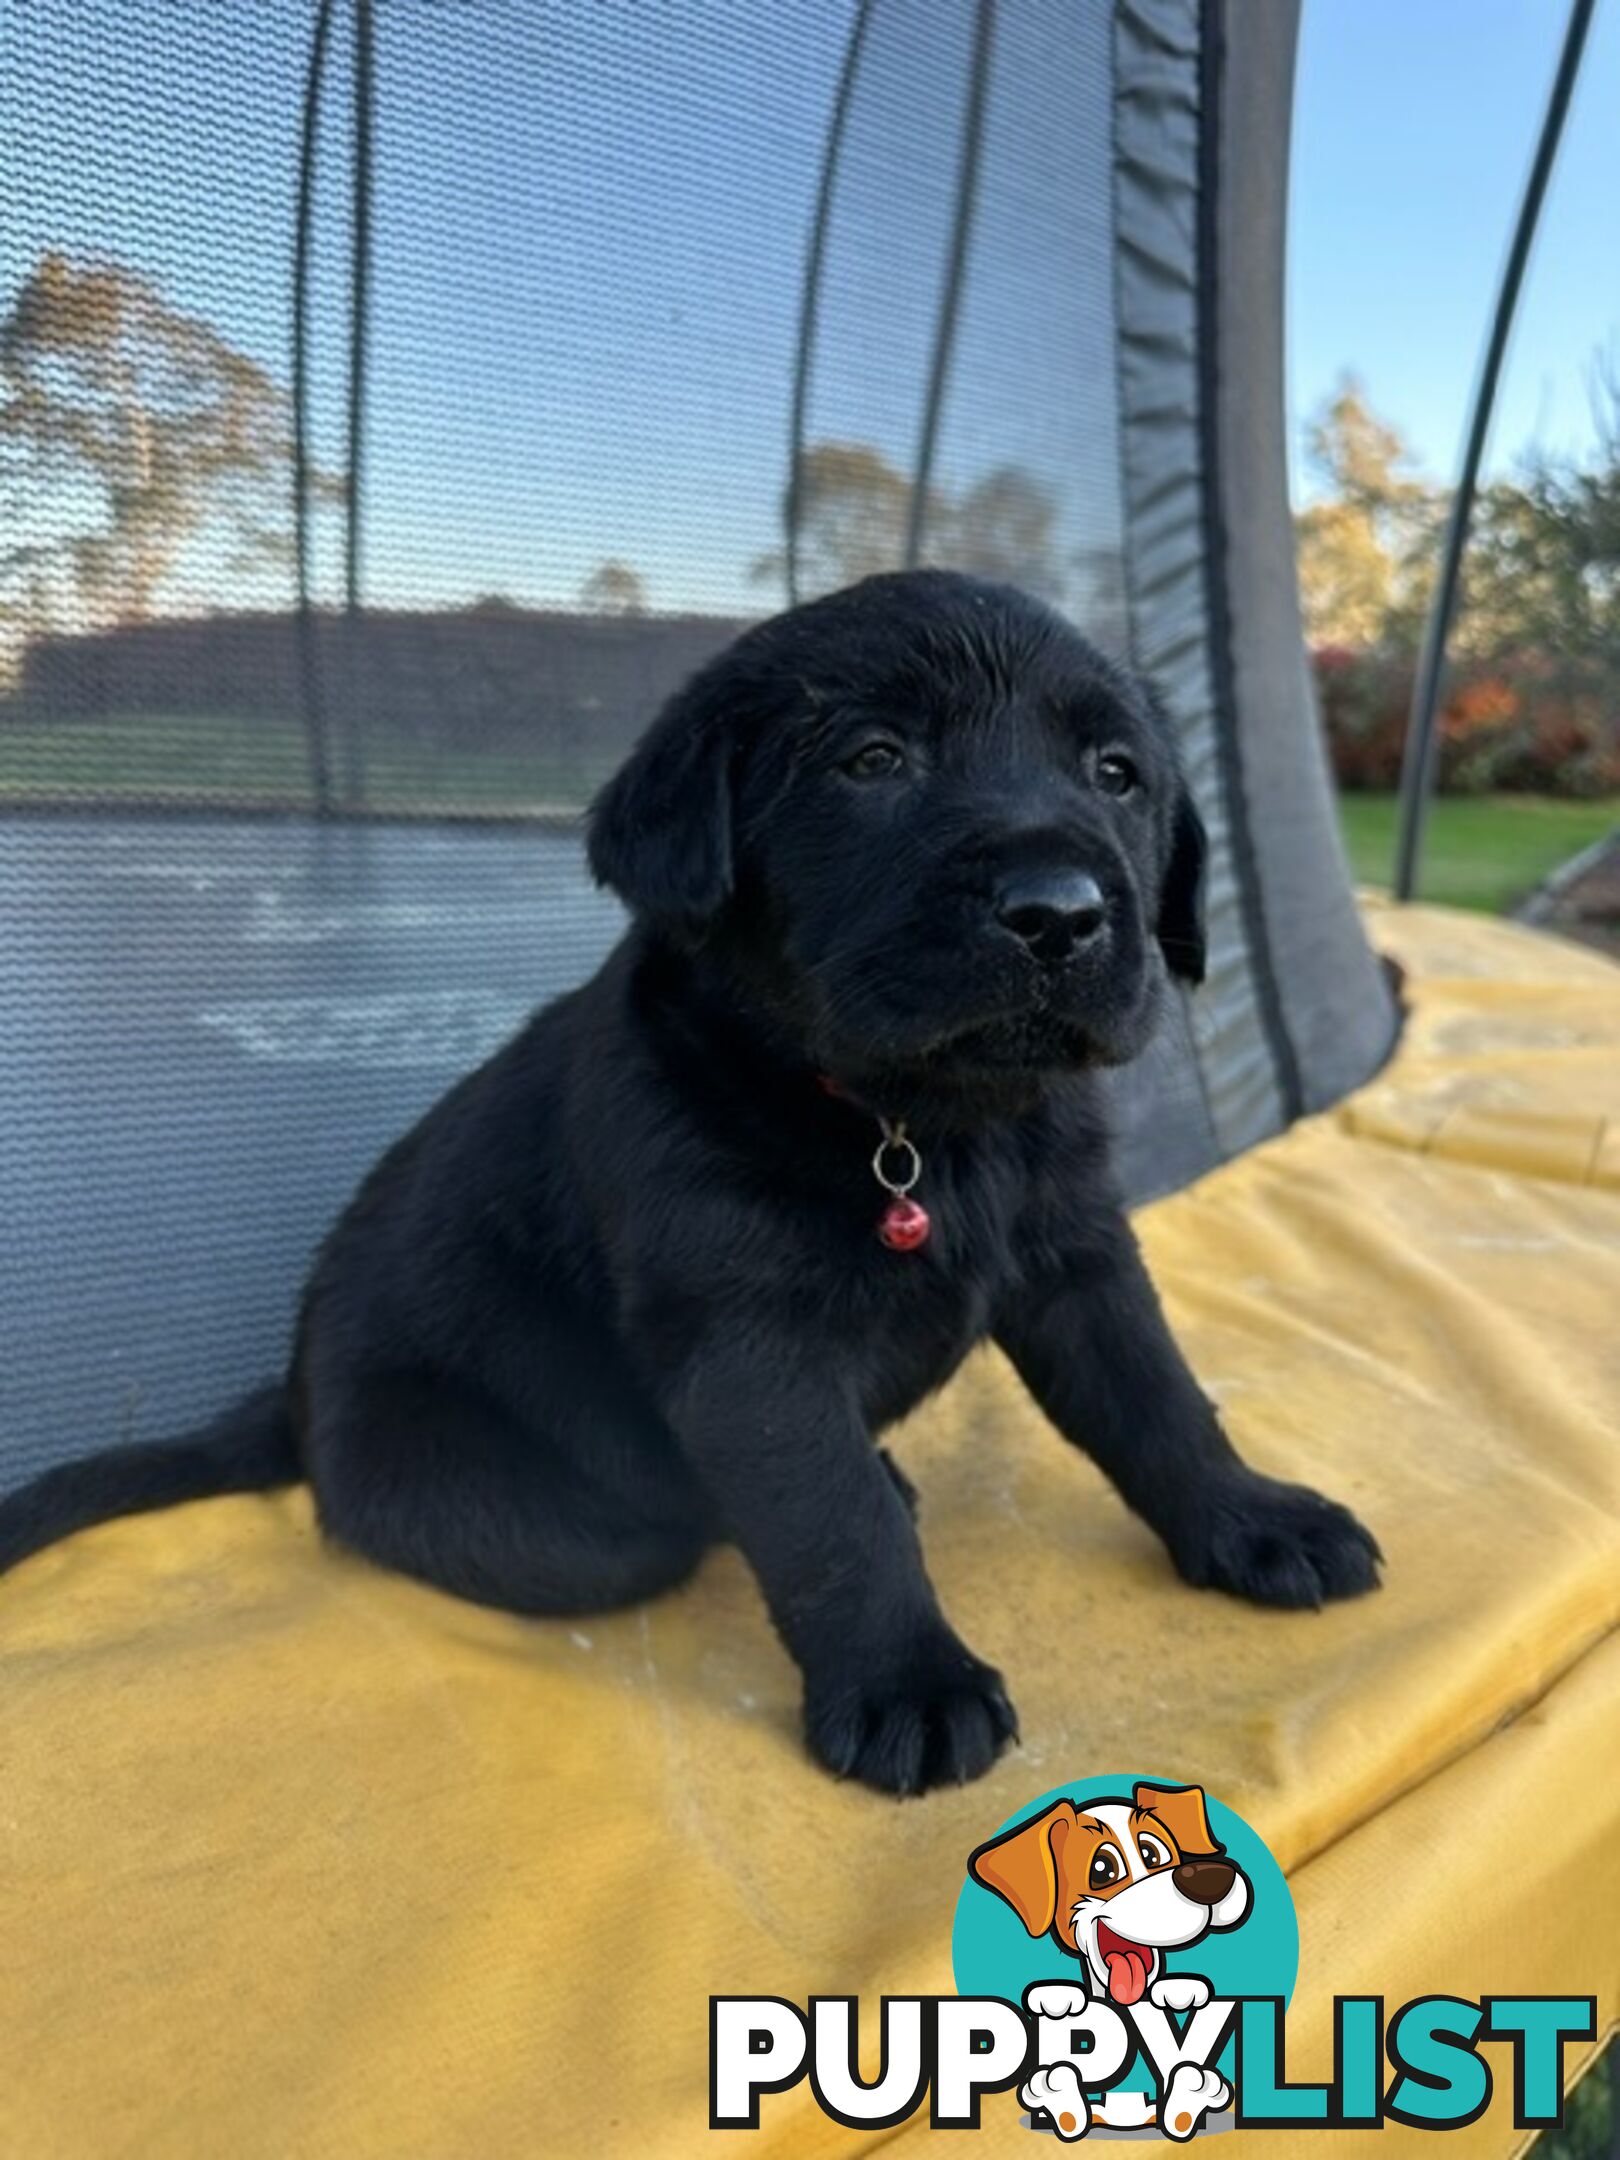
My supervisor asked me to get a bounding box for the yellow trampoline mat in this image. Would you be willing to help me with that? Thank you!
[1,903,1616,2159]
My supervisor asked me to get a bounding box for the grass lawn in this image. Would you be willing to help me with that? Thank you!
[1338,791,1619,913]
[2,719,1615,921]
[0,710,604,816]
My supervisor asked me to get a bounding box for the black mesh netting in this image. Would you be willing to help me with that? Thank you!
[1,0,1133,1483]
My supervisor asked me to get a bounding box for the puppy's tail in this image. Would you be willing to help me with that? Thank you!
[0,1384,298,1575]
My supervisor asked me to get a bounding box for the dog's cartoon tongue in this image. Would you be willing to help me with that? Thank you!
[1097,1923,1154,2006]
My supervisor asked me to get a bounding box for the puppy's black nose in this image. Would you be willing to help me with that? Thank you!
[1173,1859,1237,1906]
[994,868,1108,955]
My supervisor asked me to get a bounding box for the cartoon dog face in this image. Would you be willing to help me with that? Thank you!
[968,1783,1251,2006]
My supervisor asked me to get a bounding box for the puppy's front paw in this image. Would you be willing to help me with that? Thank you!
[804,1628,1018,1796]
[1025,1981,1092,2021]
[1175,1470,1381,1610]
[1149,1973,1211,2014]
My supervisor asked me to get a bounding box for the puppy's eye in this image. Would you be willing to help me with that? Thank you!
[1096,752,1139,798]
[1088,1846,1124,1890]
[1136,1835,1170,1870]
[842,740,905,780]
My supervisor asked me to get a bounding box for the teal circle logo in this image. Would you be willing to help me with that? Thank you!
[952,1775,1297,2112]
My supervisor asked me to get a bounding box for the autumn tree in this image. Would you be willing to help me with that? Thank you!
[0,252,297,634]
[1301,364,1620,796]
[1293,377,1440,649]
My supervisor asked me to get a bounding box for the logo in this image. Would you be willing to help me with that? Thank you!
[710,1772,1597,2140]
[954,1777,1293,2137]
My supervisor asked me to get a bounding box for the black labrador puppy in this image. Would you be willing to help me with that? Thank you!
[0,572,1379,1793]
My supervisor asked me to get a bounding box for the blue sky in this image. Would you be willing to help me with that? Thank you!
[4,1,1615,619]
[1290,0,1620,493]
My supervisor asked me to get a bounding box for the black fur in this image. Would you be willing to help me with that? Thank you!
[0,572,1379,1792]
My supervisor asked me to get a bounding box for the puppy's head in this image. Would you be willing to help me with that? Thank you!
[589,571,1206,1100]
[968,1783,1250,2007]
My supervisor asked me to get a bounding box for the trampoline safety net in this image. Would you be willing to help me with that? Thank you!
[0,0,1397,1488]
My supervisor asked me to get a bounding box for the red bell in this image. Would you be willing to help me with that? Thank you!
[878,1195,931,1252]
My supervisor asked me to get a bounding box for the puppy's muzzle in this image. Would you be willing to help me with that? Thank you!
[1172,1858,1238,1906]
[993,867,1108,963]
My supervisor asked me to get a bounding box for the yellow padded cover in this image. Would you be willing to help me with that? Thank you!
[1,903,1616,2158]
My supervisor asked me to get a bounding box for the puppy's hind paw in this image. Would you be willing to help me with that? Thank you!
[1175,1470,1382,1610]
[1160,2062,1230,2141]
[1021,2064,1091,2140]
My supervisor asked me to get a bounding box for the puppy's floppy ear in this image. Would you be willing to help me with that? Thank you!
[1157,784,1208,986]
[968,1800,1078,1938]
[587,676,735,927]
[1133,1782,1222,1859]
[1136,677,1207,986]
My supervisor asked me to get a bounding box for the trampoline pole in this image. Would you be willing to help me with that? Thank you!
[292,0,337,814]
[1393,0,1596,902]
[340,0,376,809]
[786,0,875,609]
[904,0,996,570]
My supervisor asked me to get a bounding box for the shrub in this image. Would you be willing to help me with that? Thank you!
[1312,645,1620,796]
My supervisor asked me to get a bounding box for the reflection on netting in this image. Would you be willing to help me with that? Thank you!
[2,0,1126,814]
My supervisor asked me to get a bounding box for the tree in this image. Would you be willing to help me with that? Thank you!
[942,465,1067,602]
[752,441,1068,606]
[1464,364,1620,681]
[1303,362,1620,797]
[1293,376,1440,649]
[1069,542,1130,654]
[578,559,647,616]
[752,442,922,597]
[0,252,297,634]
